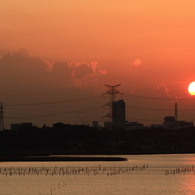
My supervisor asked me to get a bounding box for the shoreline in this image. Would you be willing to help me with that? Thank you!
[0,155,128,162]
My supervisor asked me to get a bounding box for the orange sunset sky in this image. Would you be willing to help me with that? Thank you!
[1,0,195,128]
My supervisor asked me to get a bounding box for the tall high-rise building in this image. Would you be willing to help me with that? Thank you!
[112,99,125,127]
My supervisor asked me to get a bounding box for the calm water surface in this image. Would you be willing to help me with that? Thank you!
[1,154,195,195]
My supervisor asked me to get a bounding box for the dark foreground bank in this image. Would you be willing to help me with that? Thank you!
[1,125,195,156]
[0,156,127,162]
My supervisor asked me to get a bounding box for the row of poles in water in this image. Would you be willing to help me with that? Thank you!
[0,164,148,177]
[165,165,195,175]
[2,164,195,177]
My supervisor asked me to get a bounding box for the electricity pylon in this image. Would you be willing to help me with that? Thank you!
[102,84,123,121]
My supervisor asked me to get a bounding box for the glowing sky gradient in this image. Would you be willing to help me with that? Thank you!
[1,0,195,128]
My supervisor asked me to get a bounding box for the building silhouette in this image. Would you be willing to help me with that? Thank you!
[112,99,126,127]
[163,116,193,129]
[11,122,33,131]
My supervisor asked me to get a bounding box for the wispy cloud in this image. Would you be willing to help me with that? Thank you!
[130,58,142,66]
[154,84,178,99]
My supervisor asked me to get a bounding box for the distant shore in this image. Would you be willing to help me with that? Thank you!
[0,155,128,162]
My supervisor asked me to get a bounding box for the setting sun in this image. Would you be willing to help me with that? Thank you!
[188,82,195,95]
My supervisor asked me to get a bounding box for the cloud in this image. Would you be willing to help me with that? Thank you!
[98,70,107,75]
[0,48,50,94]
[71,62,93,80]
[12,48,31,58]
[130,58,142,66]
[69,61,99,79]
[154,84,177,98]
[155,84,169,94]
[50,62,73,87]
[0,49,108,95]
[68,61,107,87]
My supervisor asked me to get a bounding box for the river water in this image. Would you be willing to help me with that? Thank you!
[1,154,195,195]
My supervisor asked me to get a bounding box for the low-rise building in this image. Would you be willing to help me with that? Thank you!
[11,122,33,131]
[163,116,193,129]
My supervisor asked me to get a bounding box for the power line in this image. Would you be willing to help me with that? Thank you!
[124,94,195,101]
[4,95,102,107]
[4,106,104,120]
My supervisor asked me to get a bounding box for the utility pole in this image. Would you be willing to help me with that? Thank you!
[0,102,4,131]
[102,84,123,122]
[175,103,178,129]
[175,103,178,121]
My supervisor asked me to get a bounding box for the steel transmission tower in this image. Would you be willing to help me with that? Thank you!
[102,84,123,121]
[0,102,4,131]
